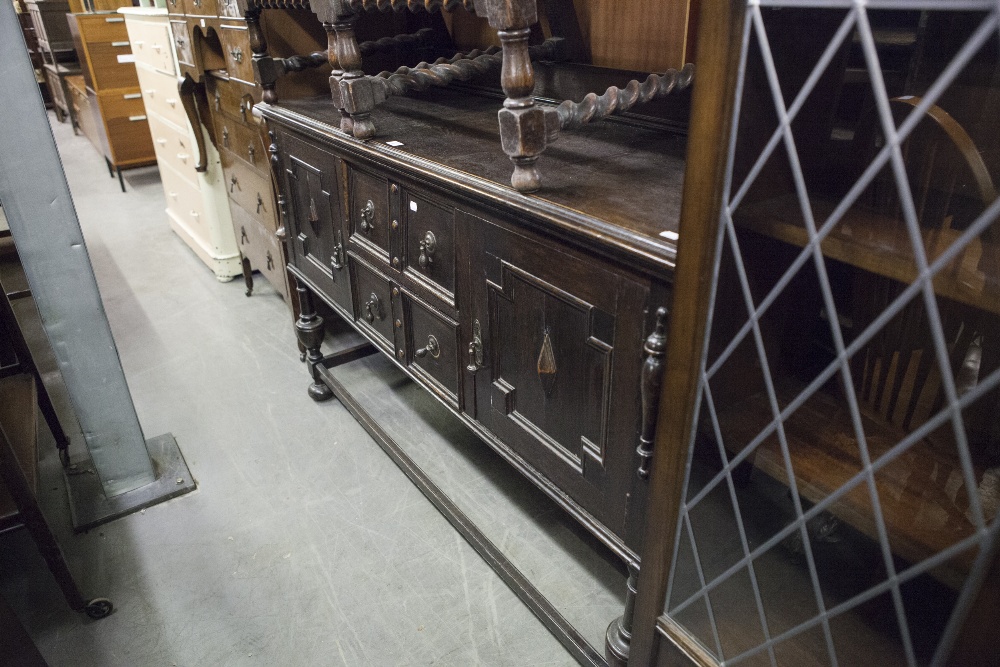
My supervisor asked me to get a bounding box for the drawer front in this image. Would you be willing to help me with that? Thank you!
[105,113,155,165]
[232,204,289,300]
[207,74,257,125]
[160,163,207,236]
[78,14,128,43]
[465,209,652,539]
[185,0,219,17]
[217,115,267,172]
[349,255,397,353]
[402,189,455,302]
[170,20,194,67]
[218,0,241,19]
[348,164,391,260]
[135,66,187,129]
[148,113,199,180]
[97,89,146,120]
[403,290,461,408]
[280,132,352,316]
[126,19,174,74]
[86,42,140,90]
[218,24,253,84]
[222,155,277,233]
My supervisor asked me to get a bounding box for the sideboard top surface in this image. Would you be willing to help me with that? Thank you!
[266,84,687,273]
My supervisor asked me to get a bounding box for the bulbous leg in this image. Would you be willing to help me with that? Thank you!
[293,277,333,402]
[606,563,639,667]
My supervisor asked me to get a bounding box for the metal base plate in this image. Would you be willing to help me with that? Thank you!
[64,433,196,533]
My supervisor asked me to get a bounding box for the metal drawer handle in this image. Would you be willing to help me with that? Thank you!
[133,40,144,46]
[467,319,483,372]
[123,93,141,100]
[415,335,440,359]
[105,17,124,22]
[128,115,147,121]
[230,175,238,192]
[359,199,374,233]
[222,127,229,148]
[166,98,177,107]
[331,231,344,270]
[247,143,255,163]
[214,90,221,111]
[240,225,248,244]
[145,89,155,96]
[266,251,274,271]
[364,292,384,324]
[178,153,189,162]
[111,41,130,47]
[175,36,186,49]
[229,47,243,64]
[156,138,167,145]
[418,230,436,270]
[152,44,162,51]
[256,193,263,214]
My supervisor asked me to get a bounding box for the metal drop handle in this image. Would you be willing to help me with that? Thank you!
[415,335,440,359]
[364,293,383,323]
[359,200,375,233]
[418,231,436,270]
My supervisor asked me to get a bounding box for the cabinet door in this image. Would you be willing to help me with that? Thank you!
[462,210,650,539]
[278,130,351,317]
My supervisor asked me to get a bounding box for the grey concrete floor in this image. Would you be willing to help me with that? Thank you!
[0,113,577,666]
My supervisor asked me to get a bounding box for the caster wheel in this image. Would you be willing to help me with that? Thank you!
[59,447,71,468]
[84,598,113,619]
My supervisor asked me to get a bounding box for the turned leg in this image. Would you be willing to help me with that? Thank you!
[480,0,557,192]
[606,562,639,667]
[293,276,333,402]
[331,13,380,139]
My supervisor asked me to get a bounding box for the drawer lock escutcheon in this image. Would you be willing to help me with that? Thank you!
[418,231,436,270]
[415,335,440,359]
[364,293,384,324]
[230,175,238,193]
[359,199,374,233]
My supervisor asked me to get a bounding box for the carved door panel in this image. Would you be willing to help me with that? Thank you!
[278,130,351,317]
[462,210,649,539]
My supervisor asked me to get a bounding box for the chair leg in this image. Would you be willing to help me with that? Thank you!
[0,421,86,613]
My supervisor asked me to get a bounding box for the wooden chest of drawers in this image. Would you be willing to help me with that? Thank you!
[68,11,155,185]
[121,8,241,281]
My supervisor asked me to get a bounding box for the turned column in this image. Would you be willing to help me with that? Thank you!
[476,0,557,192]
[246,8,277,105]
[294,277,334,401]
[637,307,669,478]
[330,11,381,139]
[606,562,639,667]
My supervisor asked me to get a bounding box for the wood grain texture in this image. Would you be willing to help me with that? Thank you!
[629,0,746,664]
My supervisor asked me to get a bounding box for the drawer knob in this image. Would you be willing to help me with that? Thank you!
[229,46,243,64]
[175,36,186,49]
[415,335,440,360]
[418,231,437,270]
[364,293,384,324]
[359,199,375,233]
[230,175,238,193]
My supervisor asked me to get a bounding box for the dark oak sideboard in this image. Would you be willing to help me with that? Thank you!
[260,75,687,662]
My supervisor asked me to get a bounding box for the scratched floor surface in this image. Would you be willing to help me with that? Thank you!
[0,113,578,666]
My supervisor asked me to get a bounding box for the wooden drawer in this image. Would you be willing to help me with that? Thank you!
[44,65,70,112]
[348,163,392,261]
[217,114,268,172]
[107,115,155,165]
[86,41,140,90]
[349,254,398,354]
[77,13,128,43]
[218,0,241,19]
[135,66,187,129]
[148,113,199,181]
[97,88,146,120]
[207,74,257,125]
[218,23,253,85]
[160,163,207,237]
[232,204,288,300]
[402,289,462,409]
[185,0,219,17]
[126,18,174,74]
[170,20,194,67]
[221,154,277,233]
[402,188,456,303]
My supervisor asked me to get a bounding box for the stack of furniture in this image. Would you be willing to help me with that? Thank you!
[25,0,82,127]
[68,9,155,192]
[12,0,50,108]
[121,7,242,282]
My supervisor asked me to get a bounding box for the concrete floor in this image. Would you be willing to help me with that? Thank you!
[0,113,584,666]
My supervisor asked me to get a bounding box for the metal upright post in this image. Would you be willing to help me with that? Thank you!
[0,0,195,530]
